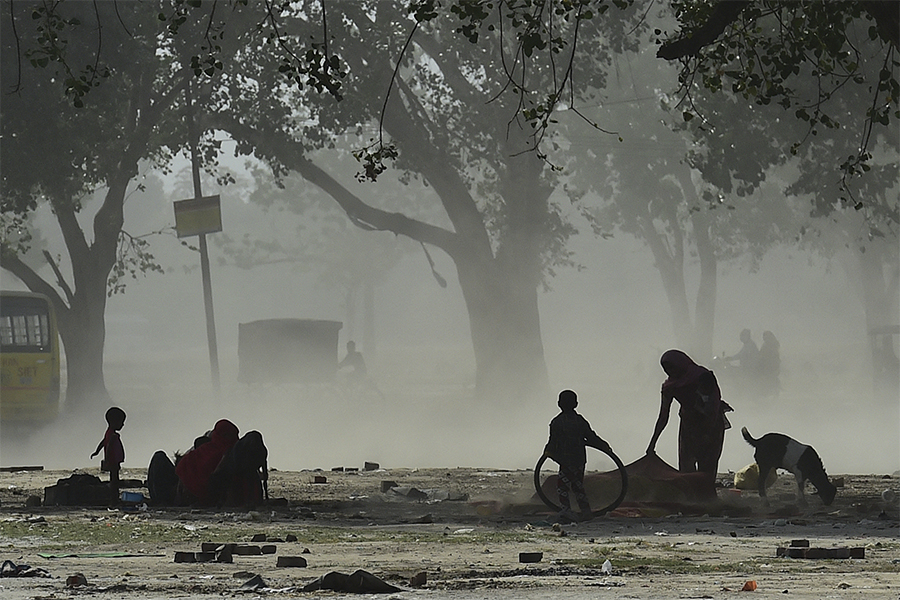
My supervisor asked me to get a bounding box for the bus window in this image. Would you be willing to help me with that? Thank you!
[2,312,50,351]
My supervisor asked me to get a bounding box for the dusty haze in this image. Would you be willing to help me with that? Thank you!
[2,226,897,477]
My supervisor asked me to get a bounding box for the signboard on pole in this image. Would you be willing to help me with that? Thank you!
[174,195,222,238]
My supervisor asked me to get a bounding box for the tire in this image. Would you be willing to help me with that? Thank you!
[533,447,628,517]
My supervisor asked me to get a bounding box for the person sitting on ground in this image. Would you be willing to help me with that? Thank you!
[543,389,612,523]
[175,419,240,506]
[207,430,269,508]
[146,433,211,506]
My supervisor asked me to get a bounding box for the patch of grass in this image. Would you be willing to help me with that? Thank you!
[560,554,765,574]
[0,519,540,551]
[557,540,900,575]
[0,520,212,548]
[317,528,540,545]
[556,540,760,574]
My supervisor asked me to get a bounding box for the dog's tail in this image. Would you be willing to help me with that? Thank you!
[741,426,757,446]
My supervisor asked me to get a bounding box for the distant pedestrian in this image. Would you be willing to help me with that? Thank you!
[90,406,126,506]
[543,389,612,523]
[725,329,759,393]
[339,341,367,383]
[338,340,384,399]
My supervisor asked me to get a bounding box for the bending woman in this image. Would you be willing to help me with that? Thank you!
[646,349,731,477]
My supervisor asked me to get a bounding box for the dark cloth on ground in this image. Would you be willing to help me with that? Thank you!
[539,452,717,515]
[301,570,401,593]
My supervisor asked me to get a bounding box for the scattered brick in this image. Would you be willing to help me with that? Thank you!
[276,556,308,568]
[776,546,864,559]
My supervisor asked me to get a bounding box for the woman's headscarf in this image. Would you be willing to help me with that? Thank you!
[176,419,239,503]
[660,349,708,393]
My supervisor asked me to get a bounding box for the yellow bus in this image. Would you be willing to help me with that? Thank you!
[0,291,61,423]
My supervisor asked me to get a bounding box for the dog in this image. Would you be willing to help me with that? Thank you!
[741,427,836,506]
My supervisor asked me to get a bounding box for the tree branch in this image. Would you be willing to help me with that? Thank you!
[212,115,465,259]
[42,249,75,303]
[0,250,66,311]
[292,156,463,258]
[657,1,751,60]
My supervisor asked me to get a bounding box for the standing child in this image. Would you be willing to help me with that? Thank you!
[544,389,612,523]
[91,406,126,505]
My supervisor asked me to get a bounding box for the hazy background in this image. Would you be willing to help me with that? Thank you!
[1,5,897,479]
[2,196,896,477]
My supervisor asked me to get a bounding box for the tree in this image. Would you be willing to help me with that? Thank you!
[656,0,898,223]
[1,0,647,402]
[404,1,896,224]
[1,1,219,408]
[569,87,801,360]
[203,1,647,398]
[668,4,899,388]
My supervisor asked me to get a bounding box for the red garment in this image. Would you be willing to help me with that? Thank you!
[175,419,239,504]
[103,427,125,466]
[659,350,725,475]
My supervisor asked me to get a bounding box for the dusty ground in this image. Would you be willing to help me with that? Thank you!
[0,464,897,599]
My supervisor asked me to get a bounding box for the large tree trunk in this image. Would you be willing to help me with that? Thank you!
[457,254,548,399]
[47,179,129,410]
[266,124,554,400]
[843,239,900,398]
[641,170,719,361]
[633,197,694,351]
[57,290,111,410]
[680,168,718,362]
[691,209,718,362]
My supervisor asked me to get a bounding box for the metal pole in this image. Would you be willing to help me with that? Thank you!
[188,81,221,395]
[198,233,221,394]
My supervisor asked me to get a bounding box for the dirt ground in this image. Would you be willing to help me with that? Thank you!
[0,464,897,599]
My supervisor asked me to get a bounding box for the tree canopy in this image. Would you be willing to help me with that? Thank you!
[3,0,896,404]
